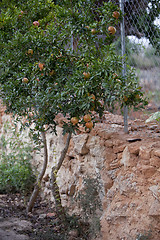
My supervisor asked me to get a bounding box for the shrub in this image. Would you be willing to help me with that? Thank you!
[0,121,36,194]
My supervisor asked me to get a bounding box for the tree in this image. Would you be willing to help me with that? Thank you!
[0,0,146,216]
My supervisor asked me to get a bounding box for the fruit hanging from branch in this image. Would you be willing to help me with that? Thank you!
[28,49,33,55]
[112,11,120,19]
[38,63,44,71]
[49,70,55,76]
[90,94,95,101]
[108,26,116,35]
[22,77,29,83]
[91,28,96,34]
[33,21,39,26]
[85,121,93,129]
[83,114,92,122]
[71,117,79,125]
[83,72,90,79]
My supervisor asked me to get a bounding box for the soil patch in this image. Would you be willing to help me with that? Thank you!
[0,194,88,240]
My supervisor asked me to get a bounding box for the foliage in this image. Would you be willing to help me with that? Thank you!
[0,0,146,136]
[145,111,160,123]
[0,121,36,194]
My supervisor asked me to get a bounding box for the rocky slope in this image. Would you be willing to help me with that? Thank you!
[32,112,160,240]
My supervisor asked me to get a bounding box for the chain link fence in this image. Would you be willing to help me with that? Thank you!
[109,0,160,125]
[124,0,160,100]
[119,0,160,107]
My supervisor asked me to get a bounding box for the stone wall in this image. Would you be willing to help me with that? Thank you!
[34,112,160,240]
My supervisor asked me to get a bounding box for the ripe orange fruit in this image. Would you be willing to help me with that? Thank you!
[85,26,90,30]
[91,28,96,34]
[90,94,95,101]
[28,49,33,55]
[112,11,120,19]
[33,21,39,26]
[85,121,93,129]
[108,26,116,35]
[83,114,91,122]
[123,96,128,102]
[135,94,140,99]
[22,77,29,83]
[38,63,44,71]
[83,72,90,79]
[71,117,79,125]
[49,70,55,76]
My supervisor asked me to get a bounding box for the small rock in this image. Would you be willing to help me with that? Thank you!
[27,212,33,218]
[148,125,158,130]
[46,212,56,218]
[68,229,79,238]
[38,214,47,219]
[149,199,160,216]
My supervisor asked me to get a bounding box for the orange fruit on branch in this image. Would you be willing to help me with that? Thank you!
[49,70,55,76]
[85,121,93,129]
[33,21,39,26]
[112,11,120,19]
[83,72,90,79]
[91,28,96,34]
[108,26,116,35]
[71,117,79,125]
[38,62,44,71]
[22,77,29,83]
[90,94,96,101]
[83,114,91,122]
[123,96,128,102]
[28,49,33,55]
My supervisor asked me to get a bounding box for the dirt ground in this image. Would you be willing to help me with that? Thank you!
[0,193,88,240]
[0,194,64,239]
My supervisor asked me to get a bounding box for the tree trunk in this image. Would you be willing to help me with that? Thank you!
[27,131,48,213]
[50,132,72,219]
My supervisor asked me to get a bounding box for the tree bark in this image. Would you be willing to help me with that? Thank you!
[27,131,48,213]
[50,132,72,219]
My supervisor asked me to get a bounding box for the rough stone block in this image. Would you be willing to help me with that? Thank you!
[73,134,89,155]
[141,165,157,178]
[149,199,160,216]
[152,149,160,158]
[139,146,151,159]
[150,157,160,168]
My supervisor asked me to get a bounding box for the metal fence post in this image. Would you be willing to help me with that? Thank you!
[119,0,128,133]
